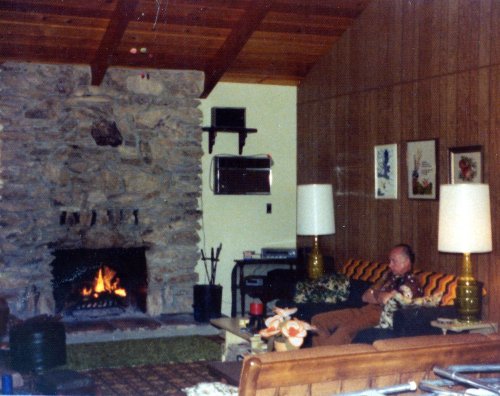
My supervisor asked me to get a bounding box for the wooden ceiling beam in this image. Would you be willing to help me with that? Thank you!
[200,0,274,98]
[90,0,139,86]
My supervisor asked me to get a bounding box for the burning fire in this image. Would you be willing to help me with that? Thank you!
[82,266,127,299]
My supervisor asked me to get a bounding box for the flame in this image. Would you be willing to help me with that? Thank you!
[82,265,127,299]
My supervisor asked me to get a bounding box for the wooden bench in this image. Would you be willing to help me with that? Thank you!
[238,333,500,395]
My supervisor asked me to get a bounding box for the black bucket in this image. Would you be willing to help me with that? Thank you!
[193,284,222,322]
[9,319,67,374]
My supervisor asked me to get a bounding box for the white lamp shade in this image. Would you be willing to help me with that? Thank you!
[438,184,492,253]
[297,184,335,236]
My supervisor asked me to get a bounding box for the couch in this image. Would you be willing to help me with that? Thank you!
[277,258,459,341]
[238,332,500,396]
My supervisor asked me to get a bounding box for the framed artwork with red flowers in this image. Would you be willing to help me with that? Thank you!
[449,145,483,184]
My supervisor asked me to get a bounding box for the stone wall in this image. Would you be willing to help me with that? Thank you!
[0,62,204,318]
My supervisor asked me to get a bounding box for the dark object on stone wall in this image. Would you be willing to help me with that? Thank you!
[91,119,123,147]
[9,315,66,374]
[0,297,9,336]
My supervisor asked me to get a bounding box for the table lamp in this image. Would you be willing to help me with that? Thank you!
[438,184,492,322]
[297,184,335,279]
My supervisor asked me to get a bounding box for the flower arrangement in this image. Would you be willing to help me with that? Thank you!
[258,307,315,351]
[458,155,477,182]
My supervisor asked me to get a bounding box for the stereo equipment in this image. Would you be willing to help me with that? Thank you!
[244,277,264,287]
[261,247,297,259]
[213,155,271,195]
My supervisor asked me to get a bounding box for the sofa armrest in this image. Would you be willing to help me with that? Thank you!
[393,305,458,337]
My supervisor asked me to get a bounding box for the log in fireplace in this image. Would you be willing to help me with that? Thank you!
[51,247,148,317]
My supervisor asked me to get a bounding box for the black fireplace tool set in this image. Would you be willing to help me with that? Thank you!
[201,243,222,285]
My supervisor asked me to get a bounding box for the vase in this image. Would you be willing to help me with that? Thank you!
[273,340,299,352]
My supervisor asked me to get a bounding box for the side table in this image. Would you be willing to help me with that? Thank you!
[231,258,300,317]
[430,319,498,335]
[210,317,252,361]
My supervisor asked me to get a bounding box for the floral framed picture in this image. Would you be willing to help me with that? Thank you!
[406,138,438,200]
[449,145,483,184]
[374,143,398,199]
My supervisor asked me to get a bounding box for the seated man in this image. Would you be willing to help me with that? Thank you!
[311,243,422,346]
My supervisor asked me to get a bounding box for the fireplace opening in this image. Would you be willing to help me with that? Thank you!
[51,247,148,317]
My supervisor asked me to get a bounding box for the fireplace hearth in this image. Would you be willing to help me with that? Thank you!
[51,248,148,317]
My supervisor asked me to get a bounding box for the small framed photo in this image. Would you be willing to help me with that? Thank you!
[448,145,483,184]
[374,144,398,199]
[406,138,438,200]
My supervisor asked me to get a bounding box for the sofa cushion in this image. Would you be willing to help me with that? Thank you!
[348,279,372,305]
[392,305,457,337]
[293,274,349,304]
[339,259,389,283]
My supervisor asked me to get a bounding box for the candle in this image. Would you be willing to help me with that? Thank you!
[250,302,263,316]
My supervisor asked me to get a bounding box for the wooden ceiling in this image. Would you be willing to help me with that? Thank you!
[0,0,371,97]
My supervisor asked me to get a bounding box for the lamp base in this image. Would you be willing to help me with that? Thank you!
[455,253,482,323]
[307,236,324,280]
[455,278,482,323]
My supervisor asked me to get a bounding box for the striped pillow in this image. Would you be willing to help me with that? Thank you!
[412,270,457,306]
[339,259,389,283]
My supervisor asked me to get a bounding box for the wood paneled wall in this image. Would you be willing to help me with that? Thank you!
[297,0,500,322]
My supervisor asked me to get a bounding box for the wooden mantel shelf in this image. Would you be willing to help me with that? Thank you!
[202,127,257,155]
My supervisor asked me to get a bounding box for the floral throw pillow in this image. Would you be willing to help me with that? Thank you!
[293,274,350,304]
[377,288,443,329]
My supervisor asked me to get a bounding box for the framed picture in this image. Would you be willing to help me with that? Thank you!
[374,144,398,199]
[448,145,483,184]
[406,138,438,200]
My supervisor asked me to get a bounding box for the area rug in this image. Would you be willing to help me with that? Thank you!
[65,335,222,370]
[83,361,223,396]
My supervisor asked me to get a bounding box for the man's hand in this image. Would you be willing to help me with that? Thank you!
[362,288,397,305]
[378,290,397,304]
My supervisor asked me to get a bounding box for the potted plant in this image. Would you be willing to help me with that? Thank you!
[259,307,315,351]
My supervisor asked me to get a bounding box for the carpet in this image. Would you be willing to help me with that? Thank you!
[64,335,222,371]
[83,361,223,396]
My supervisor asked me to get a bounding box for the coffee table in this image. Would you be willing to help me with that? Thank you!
[210,317,253,361]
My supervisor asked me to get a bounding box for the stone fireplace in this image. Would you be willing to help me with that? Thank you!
[51,247,148,317]
[0,62,204,318]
